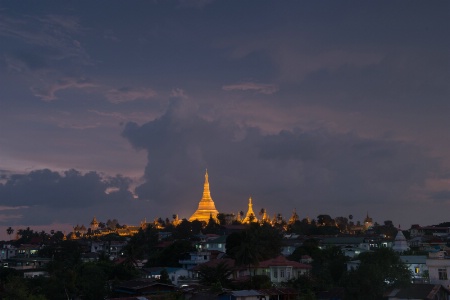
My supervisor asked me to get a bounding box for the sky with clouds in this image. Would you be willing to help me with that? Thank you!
[0,1,449,239]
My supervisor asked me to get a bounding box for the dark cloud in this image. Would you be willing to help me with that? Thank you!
[0,169,133,209]
[430,190,450,203]
[122,101,441,220]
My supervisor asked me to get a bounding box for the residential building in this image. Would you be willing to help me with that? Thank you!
[384,284,450,300]
[426,251,450,288]
[204,235,227,253]
[179,250,212,271]
[400,255,428,283]
[142,267,189,286]
[254,255,312,284]
[1,244,17,260]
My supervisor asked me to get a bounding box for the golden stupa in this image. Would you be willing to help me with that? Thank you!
[243,197,258,223]
[189,170,219,222]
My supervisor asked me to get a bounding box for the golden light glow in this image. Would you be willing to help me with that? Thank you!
[189,170,219,222]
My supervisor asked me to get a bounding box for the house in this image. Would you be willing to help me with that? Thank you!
[218,290,264,300]
[320,237,370,250]
[341,245,371,258]
[142,267,189,286]
[400,255,428,283]
[281,238,302,256]
[258,287,300,300]
[254,255,312,284]
[384,284,450,300]
[179,250,212,271]
[2,257,51,278]
[108,241,127,258]
[1,244,17,260]
[16,244,40,258]
[409,226,450,238]
[316,287,345,300]
[204,235,228,253]
[112,278,177,298]
[426,251,450,289]
[193,258,248,282]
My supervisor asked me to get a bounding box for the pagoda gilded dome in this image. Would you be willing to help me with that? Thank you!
[189,170,219,222]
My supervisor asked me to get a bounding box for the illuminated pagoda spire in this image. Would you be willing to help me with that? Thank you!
[189,170,219,222]
[243,197,258,223]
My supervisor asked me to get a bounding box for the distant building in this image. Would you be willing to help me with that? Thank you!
[254,255,312,284]
[242,197,258,223]
[363,212,373,230]
[392,229,410,253]
[142,267,189,286]
[189,170,219,222]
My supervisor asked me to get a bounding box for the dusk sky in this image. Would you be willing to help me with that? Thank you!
[1,1,449,239]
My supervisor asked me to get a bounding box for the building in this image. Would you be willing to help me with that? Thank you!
[204,235,228,253]
[392,229,410,253]
[242,197,258,223]
[254,255,312,284]
[142,267,189,286]
[179,250,212,272]
[363,212,373,230]
[1,244,17,260]
[384,284,450,300]
[400,255,428,283]
[189,170,220,222]
[426,251,450,289]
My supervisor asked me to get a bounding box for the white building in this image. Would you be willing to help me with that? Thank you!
[400,255,428,283]
[426,251,450,289]
[392,230,409,253]
[254,255,312,284]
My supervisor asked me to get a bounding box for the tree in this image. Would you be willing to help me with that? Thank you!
[1,276,46,300]
[226,223,283,287]
[341,248,411,299]
[204,215,222,234]
[77,263,107,300]
[159,269,172,284]
[217,213,227,226]
[6,227,14,240]
[146,240,194,268]
[124,225,159,261]
[197,261,233,287]
[335,217,349,233]
[317,215,335,226]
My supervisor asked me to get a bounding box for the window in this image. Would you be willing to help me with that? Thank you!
[439,268,448,280]
[415,267,419,274]
[280,270,285,278]
[273,270,278,278]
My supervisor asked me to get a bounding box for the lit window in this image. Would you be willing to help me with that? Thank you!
[415,267,419,274]
[439,268,448,280]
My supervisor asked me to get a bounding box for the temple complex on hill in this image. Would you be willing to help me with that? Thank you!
[189,170,219,222]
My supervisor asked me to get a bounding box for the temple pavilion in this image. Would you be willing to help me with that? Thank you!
[189,170,219,222]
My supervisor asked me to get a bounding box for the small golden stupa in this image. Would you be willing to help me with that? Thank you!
[189,170,219,222]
